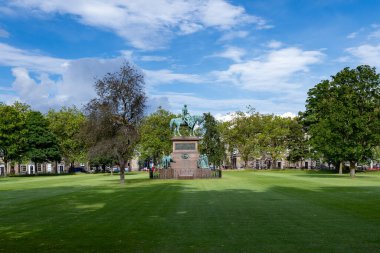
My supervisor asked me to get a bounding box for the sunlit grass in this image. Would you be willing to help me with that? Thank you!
[0,170,379,252]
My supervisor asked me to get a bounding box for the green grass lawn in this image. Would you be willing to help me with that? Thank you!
[0,170,379,253]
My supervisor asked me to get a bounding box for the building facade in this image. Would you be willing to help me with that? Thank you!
[0,160,68,176]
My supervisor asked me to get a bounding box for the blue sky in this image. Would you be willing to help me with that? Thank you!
[1,0,380,118]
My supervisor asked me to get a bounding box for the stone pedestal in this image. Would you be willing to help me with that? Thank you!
[171,136,200,179]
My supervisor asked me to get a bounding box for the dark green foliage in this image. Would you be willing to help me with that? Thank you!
[260,115,291,168]
[287,117,310,162]
[0,103,28,164]
[47,106,87,167]
[200,113,224,166]
[303,65,380,176]
[83,62,147,183]
[25,111,61,164]
[222,110,263,167]
[138,107,175,163]
[222,109,293,168]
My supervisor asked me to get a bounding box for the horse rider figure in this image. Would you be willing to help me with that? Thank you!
[182,104,194,127]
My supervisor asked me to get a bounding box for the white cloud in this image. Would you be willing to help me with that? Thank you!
[266,40,283,49]
[0,42,210,111]
[140,56,168,62]
[0,43,69,73]
[151,93,302,116]
[197,0,253,28]
[212,46,246,62]
[280,112,296,118]
[335,56,351,63]
[8,58,126,111]
[0,28,9,38]
[347,32,358,39]
[218,30,249,42]
[215,111,297,122]
[178,22,203,35]
[11,67,60,110]
[369,29,380,39]
[214,113,235,122]
[213,47,324,91]
[0,42,135,110]
[144,69,204,86]
[1,43,313,116]
[8,0,268,50]
[0,7,15,16]
[346,44,380,67]
[119,50,134,59]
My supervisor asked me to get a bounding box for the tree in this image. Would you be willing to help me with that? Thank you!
[286,117,309,164]
[303,65,380,177]
[222,109,263,168]
[47,106,87,170]
[83,62,147,184]
[260,115,291,169]
[0,102,28,175]
[200,113,225,167]
[138,107,175,165]
[25,111,61,171]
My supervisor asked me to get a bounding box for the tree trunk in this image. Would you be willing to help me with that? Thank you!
[3,159,7,177]
[339,162,343,175]
[350,161,356,178]
[119,160,126,184]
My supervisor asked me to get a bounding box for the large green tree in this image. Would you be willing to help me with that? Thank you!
[138,107,175,165]
[223,109,263,168]
[0,102,28,175]
[83,62,146,184]
[303,65,380,177]
[200,113,225,167]
[260,115,291,169]
[286,117,309,164]
[25,111,61,171]
[47,106,87,169]
[286,117,319,169]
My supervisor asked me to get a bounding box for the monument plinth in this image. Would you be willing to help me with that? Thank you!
[171,136,200,179]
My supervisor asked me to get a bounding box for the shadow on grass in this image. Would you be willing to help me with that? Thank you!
[296,171,376,178]
[0,176,380,253]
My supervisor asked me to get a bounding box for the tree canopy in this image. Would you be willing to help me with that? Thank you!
[303,65,380,177]
[138,107,175,164]
[83,62,147,183]
[47,106,86,168]
[0,102,28,174]
[25,110,61,165]
[200,113,224,167]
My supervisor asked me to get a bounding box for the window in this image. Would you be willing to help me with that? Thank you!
[20,165,26,172]
[37,164,42,172]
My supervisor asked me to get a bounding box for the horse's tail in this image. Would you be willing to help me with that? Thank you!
[169,118,174,129]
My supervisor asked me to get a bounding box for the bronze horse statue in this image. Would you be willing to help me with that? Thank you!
[169,115,205,136]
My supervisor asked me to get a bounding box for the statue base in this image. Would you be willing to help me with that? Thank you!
[150,136,222,179]
[170,136,200,179]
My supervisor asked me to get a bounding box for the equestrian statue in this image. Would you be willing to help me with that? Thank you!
[169,104,205,136]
